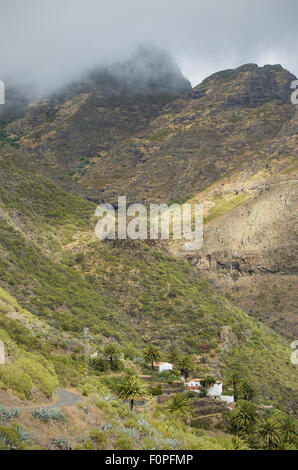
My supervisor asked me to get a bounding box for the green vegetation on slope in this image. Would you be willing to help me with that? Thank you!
[0,319,58,399]
[0,143,296,409]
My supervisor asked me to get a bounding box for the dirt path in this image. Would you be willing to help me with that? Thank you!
[7,388,82,411]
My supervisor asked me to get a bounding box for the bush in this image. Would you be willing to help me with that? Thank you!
[151,386,163,396]
[89,428,107,449]
[80,383,94,396]
[18,355,58,398]
[110,359,125,372]
[90,357,110,372]
[0,363,33,399]
[115,434,134,450]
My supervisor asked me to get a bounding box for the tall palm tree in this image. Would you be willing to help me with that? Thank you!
[201,376,216,390]
[168,347,179,366]
[238,381,255,401]
[226,372,242,402]
[231,399,258,433]
[143,344,161,369]
[257,418,281,449]
[167,392,193,421]
[104,343,120,362]
[116,373,149,410]
[279,415,297,444]
[178,355,194,379]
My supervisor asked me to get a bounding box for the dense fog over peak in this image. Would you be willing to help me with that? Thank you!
[0,0,297,97]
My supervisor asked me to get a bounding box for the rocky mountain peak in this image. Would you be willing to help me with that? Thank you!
[192,63,296,108]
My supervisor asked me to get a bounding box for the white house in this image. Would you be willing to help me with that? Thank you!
[220,395,234,404]
[206,381,223,396]
[187,378,203,390]
[153,361,173,373]
[187,378,234,403]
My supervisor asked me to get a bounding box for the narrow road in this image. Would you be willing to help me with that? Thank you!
[53,388,82,408]
[6,388,82,411]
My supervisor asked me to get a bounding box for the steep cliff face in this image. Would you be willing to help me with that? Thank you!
[170,152,297,338]
[75,63,296,205]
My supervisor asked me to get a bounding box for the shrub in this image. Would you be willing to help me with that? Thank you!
[90,357,109,372]
[0,363,33,399]
[110,359,125,372]
[151,386,163,396]
[115,434,134,450]
[89,428,107,449]
[18,355,58,398]
[80,383,94,396]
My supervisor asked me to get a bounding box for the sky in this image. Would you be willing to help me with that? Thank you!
[0,0,297,96]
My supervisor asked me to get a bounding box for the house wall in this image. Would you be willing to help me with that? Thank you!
[188,380,201,389]
[221,395,234,404]
[206,382,223,396]
[159,363,173,372]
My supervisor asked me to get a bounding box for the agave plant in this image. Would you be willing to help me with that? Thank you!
[0,406,19,423]
[50,437,71,450]
[16,425,31,444]
[32,407,66,423]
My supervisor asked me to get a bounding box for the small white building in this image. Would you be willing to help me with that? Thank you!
[187,378,234,403]
[207,381,223,396]
[153,361,173,373]
[220,395,234,404]
[187,378,203,390]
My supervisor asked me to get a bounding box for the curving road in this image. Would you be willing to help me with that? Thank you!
[53,388,82,408]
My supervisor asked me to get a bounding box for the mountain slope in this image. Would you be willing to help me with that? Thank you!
[0,141,297,409]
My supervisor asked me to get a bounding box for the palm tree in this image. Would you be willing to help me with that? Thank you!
[201,376,216,391]
[226,372,242,402]
[104,343,120,362]
[231,435,249,450]
[231,399,258,433]
[178,356,194,379]
[238,381,255,401]
[168,347,179,366]
[116,373,149,410]
[257,418,281,449]
[167,392,193,421]
[279,415,297,444]
[143,344,161,369]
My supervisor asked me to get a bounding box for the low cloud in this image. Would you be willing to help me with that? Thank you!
[0,0,297,96]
